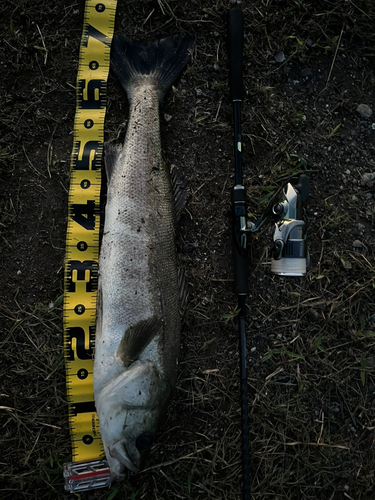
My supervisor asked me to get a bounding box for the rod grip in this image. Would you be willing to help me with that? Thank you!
[228,8,244,101]
[238,295,250,500]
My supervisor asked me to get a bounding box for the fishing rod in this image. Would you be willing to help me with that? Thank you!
[228,8,311,500]
[228,8,250,500]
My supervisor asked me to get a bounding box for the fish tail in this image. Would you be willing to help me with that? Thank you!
[110,34,195,102]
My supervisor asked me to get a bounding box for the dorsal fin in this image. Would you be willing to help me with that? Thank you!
[116,316,162,367]
[104,142,123,183]
[170,166,188,221]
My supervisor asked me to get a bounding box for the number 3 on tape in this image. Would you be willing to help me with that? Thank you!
[63,0,117,492]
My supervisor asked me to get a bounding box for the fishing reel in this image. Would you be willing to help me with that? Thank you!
[249,175,310,276]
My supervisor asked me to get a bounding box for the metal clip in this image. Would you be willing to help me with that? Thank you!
[64,459,111,492]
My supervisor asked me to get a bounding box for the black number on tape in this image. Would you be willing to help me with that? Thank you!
[68,326,95,361]
[78,79,105,109]
[71,401,96,416]
[72,140,101,170]
[82,24,111,48]
[71,200,96,230]
[67,260,98,293]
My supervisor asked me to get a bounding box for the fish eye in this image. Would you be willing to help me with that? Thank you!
[136,433,154,452]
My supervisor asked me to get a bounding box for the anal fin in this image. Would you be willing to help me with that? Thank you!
[178,267,189,316]
[171,165,188,221]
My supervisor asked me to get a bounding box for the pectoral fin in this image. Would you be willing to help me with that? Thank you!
[178,267,189,316]
[116,316,163,367]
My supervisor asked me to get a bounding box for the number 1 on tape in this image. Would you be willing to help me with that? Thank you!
[63,0,117,492]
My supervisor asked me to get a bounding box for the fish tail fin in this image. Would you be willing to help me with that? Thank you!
[111,34,195,102]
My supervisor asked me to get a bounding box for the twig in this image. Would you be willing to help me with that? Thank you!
[214,98,222,122]
[36,24,48,65]
[23,145,45,178]
[46,119,60,178]
[143,8,155,25]
[280,441,349,450]
[141,444,213,472]
[327,25,344,84]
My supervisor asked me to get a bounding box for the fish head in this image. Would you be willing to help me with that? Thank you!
[96,360,170,477]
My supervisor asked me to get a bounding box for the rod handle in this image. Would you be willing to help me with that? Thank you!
[238,295,250,500]
[228,8,244,101]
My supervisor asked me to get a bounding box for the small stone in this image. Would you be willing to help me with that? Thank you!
[275,51,286,63]
[353,240,363,248]
[365,192,373,199]
[362,172,375,184]
[356,104,373,119]
[343,260,352,270]
[250,347,256,353]
[307,309,320,322]
[17,270,22,276]
[164,113,172,122]
[196,88,203,96]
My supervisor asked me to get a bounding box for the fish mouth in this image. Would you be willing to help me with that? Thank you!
[109,440,140,475]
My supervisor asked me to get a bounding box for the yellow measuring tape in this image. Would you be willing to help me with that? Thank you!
[63,0,117,491]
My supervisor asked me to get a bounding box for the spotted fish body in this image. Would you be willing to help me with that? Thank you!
[93,35,194,478]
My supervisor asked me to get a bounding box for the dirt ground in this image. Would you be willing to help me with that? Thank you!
[1,0,375,499]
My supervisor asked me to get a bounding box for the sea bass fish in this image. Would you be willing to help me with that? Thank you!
[93,34,194,479]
